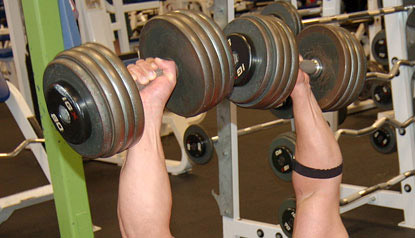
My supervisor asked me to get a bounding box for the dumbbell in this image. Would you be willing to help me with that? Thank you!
[372,30,389,66]
[370,124,397,154]
[183,119,289,165]
[268,132,296,182]
[44,10,366,158]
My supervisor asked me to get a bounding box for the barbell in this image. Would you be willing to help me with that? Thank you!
[43,9,366,158]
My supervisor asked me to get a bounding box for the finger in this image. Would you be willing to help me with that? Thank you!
[145,57,158,70]
[299,54,304,61]
[135,61,157,80]
[154,58,176,83]
[127,65,151,85]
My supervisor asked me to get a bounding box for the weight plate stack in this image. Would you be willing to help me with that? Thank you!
[43,43,144,158]
[139,10,233,117]
[224,15,298,109]
[269,132,296,182]
[270,96,294,119]
[297,25,351,111]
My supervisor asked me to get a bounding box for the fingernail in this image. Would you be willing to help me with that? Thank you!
[151,63,158,69]
[132,74,137,80]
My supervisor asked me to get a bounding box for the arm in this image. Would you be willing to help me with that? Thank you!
[291,69,348,238]
[118,58,176,238]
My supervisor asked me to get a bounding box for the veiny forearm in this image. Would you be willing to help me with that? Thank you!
[118,119,172,238]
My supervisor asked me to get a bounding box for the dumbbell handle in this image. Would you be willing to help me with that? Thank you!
[299,59,322,76]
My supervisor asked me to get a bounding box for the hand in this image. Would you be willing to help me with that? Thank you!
[291,56,311,100]
[127,58,177,118]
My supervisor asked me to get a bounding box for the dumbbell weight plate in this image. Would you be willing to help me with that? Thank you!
[261,1,303,35]
[225,16,273,106]
[269,132,296,181]
[177,10,233,103]
[239,15,284,108]
[296,25,351,111]
[359,61,383,101]
[278,197,296,238]
[183,124,214,165]
[407,10,415,60]
[168,12,222,109]
[72,46,134,154]
[328,27,357,110]
[83,42,144,150]
[370,125,397,154]
[139,13,214,117]
[339,28,367,109]
[44,57,112,158]
[267,17,298,109]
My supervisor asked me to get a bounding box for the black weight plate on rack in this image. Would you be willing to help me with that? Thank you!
[268,18,298,109]
[225,16,272,105]
[44,57,111,158]
[177,10,231,103]
[190,11,235,99]
[329,27,358,110]
[183,124,214,165]
[261,1,302,35]
[73,46,134,154]
[84,42,144,150]
[270,96,294,119]
[262,16,292,109]
[139,13,213,117]
[168,12,221,108]
[342,29,367,109]
[371,30,388,66]
[58,49,124,157]
[269,132,296,182]
[371,81,393,110]
[370,125,397,154]
[239,15,283,108]
[278,197,296,238]
[296,25,349,111]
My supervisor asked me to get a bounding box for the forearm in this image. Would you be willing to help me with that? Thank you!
[291,84,347,238]
[118,117,172,238]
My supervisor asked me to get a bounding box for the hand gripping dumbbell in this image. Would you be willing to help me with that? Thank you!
[43,10,366,158]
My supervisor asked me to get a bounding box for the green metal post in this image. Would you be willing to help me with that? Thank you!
[21,1,94,237]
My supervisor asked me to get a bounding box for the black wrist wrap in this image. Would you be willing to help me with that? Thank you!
[293,159,343,179]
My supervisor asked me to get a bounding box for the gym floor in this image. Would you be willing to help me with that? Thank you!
[1,102,415,238]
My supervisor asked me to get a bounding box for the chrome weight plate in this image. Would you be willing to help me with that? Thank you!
[139,12,213,117]
[296,25,350,111]
[225,16,272,106]
[269,132,296,182]
[44,57,112,158]
[84,42,144,150]
[261,1,303,35]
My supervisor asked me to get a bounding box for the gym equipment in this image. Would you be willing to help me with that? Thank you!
[261,1,303,35]
[278,197,296,237]
[406,9,415,60]
[359,61,385,101]
[370,124,397,154]
[371,81,393,110]
[371,30,388,66]
[268,131,296,182]
[269,97,293,119]
[183,118,290,164]
[43,10,370,158]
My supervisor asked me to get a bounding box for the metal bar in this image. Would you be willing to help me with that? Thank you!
[21,0,94,237]
[340,170,415,206]
[335,115,415,140]
[211,119,290,143]
[303,5,413,25]
[366,59,415,81]
[0,138,45,158]
[298,7,322,16]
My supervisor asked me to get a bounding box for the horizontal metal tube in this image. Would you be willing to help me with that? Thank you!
[211,118,290,143]
[303,5,413,25]
[0,138,45,158]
